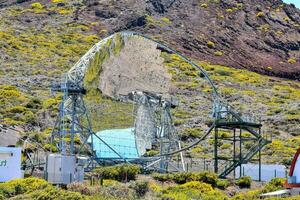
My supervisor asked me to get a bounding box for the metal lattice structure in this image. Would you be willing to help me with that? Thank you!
[50,75,90,155]
[126,91,185,172]
[212,101,271,179]
[50,75,128,169]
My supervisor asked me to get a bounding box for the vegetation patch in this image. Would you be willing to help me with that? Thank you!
[0,178,85,199]
[214,51,223,56]
[152,171,219,187]
[92,164,141,182]
[288,57,297,64]
[200,3,208,8]
[0,85,39,126]
[256,12,265,17]
[161,181,225,200]
[236,176,252,188]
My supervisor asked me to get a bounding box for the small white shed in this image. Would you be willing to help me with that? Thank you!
[0,147,22,182]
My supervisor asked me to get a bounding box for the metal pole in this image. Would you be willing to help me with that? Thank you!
[259,127,262,182]
[214,127,218,173]
[59,101,64,154]
[70,95,76,155]
[50,117,59,153]
[186,163,189,172]
[178,141,185,171]
[79,95,95,157]
[233,128,236,179]
[159,139,164,172]
[61,79,68,155]
[239,128,242,177]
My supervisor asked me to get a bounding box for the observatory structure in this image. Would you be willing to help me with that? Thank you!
[48,31,270,180]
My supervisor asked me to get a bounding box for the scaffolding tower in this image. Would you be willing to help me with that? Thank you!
[50,75,127,170]
[50,75,93,156]
[212,100,271,179]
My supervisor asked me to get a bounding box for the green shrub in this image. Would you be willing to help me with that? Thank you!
[215,68,232,76]
[93,164,141,182]
[152,171,218,187]
[232,189,260,200]
[0,85,39,125]
[129,180,149,197]
[262,178,285,193]
[214,51,223,56]
[22,186,85,200]
[256,12,265,17]
[200,3,208,8]
[207,41,215,48]
[161,17,171,24]
[31,2,43,9]
[172,172,192,184]
[5,105,27,113]
[51,0,64,3]
[179,181,213,192]
[196,171,218,187]
[43,98,59,109]
[236,3,243,8]
[152,173,169,182]
[216,179,230,189]
[288,58,297,64]
[26,98,42,109]
[43,144,58,152]
[236,176,252,188]
[0,85,21,99]
[284,17,290,22]
[144,150,159,157]
[0,178,85,199]
[181,128,202,140]
[161,181,226,200]
[174,119,184,126]
[0,178,51,198]
[173,109,192,119]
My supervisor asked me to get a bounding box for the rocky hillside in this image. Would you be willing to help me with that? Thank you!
[67,0,300,79]
[71,0,300,79]
[0,0,300,85]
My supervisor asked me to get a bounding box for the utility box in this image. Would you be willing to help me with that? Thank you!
[46,154,84,185]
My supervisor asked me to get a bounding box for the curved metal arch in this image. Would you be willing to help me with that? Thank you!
[67,31,220,99]
[67,31,222,158]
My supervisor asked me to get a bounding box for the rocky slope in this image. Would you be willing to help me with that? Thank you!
[0,0,299,82]
[80,0,300,80]
[0,0,299,90]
